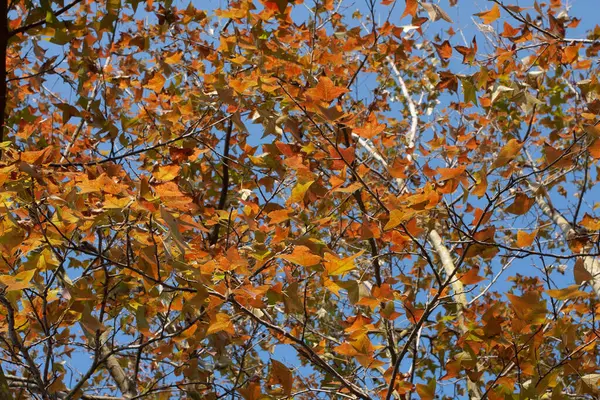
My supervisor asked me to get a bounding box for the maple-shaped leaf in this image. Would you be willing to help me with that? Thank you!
[267,360,293,396]
[152,165,181,181]
[574,259,593,285]
[501,21,520,37]
[289,180,314,204]
[400,0,418,19]
[305,77,349,103]
[238,381,261,400]
[458,268,485,285]
[546,285,588,301]
[416,380,436,400]
[455,37,478,64]
[580,214,600,231]
[507,292,547,324]
[437,165,465,181]
[434,40,453,61]
[265,0,289,13]
[422,3,453,23]
[505,193,534,215]
[278,246,321,267]
[146,71,166,92]
[475,4,500,24]
[491,138,523,170]
[516,229,537,248]
[207,313,234,335]
[472,168,488,198]
[324,250,365,276]
[384,209,416,231]
[0,269,36,292]
[353,114,386,139]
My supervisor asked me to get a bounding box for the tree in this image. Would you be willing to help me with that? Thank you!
[0,0,599,398]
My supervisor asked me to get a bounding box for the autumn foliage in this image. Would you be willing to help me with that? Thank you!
[1,0,600,399]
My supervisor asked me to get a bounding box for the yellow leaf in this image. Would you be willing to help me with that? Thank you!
[147,72,166,92]
[152,165,181,181]
[278,246,321,267]
[104,195,134,209]
[384,209,415,231]
[164,52,183,64]
[491,139,523,170]
[546,285,587,300]
[476,4,501,24]
[324,250,364,276]
[289,180,314,204]
[472,168,488,197]
[207,313,234,335]
[0,269,36,292]
[322,274,342,295]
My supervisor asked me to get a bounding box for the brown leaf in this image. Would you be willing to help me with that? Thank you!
[505,193,534,215]
[574,258,593,285]
[267,360,293,396]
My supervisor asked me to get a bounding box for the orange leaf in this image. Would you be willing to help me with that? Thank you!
[590,139,600,159]
[516,230,537,248]
[580,214,600,231]
[434,40,453,60]
[305,76,348,103]
[437,165,465,180]
[278,246,321,267]
[268,209,293,224]
[501,22,520,37]
[353,114,386,139]
[459,268,485,285]
[401,0,418,19]
[146,72,166,92]
[507,292,547,324]
[475,4,500,24]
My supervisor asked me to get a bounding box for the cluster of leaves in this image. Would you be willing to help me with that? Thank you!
[0,0,599,399]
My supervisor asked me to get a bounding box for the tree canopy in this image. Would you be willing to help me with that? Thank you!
[0,0,600,399]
